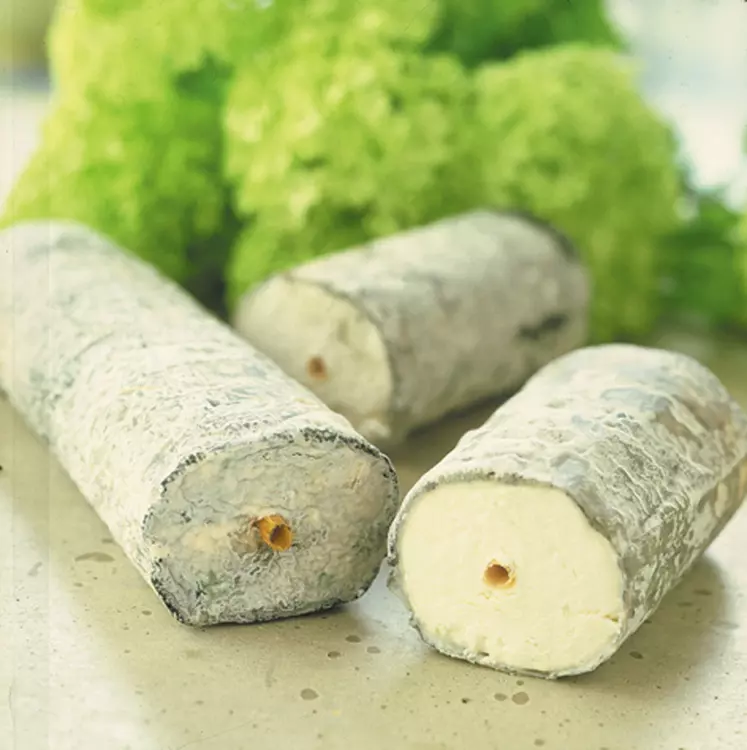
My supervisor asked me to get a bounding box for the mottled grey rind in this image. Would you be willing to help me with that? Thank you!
[242,209,590,444]
[0,221,399,626]
[388,344,747,678]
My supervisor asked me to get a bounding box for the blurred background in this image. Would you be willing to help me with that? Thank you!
[0,0,55,75]
[2,0,745,200]
[607,0,747,203]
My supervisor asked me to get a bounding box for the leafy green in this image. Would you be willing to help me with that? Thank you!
[2,60,230,287]
[426,0,620,67]
[4,0,665,339]
[223,31,473,305]
[470,46,680,341]
[426,0,545,67]
[660,181,744,329]
[512,0,622,51]
[736,204,747,327]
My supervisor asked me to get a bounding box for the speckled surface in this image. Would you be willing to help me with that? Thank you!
[237,211,588,444]
[389,345,747,678]
[0,222,398,626]
[2,82,747,750]
[2,334,747,750]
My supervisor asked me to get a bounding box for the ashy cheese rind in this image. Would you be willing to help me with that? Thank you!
[234,210,590,445]
[0,221,399,626]
[388,345,747,677]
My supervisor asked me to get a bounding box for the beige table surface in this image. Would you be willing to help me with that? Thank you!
[1,88,746,750]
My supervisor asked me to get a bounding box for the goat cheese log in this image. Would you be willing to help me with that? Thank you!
[0,222,399,626]
[388,345,747,678]
[234,210,590,445]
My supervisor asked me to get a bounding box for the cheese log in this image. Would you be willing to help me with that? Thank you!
[0,221,399,626]
[233,210,590,445]
[388,344,747,678]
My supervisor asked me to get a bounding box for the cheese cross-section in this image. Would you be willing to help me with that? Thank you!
[389,345,747,677]
[398,482,623,674]
[0,221,399,626]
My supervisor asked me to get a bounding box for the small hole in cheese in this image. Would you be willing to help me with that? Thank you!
[270,524,292,550]
[256,515,293,551]
[307,356,327,380]
[484,561,514,588]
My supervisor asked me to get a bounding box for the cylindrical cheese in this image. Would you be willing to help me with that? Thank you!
[0,222,399,626]
[233,210,590,446]
[388,345,747,678]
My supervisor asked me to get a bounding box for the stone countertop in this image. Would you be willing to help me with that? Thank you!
[1,81,746,750]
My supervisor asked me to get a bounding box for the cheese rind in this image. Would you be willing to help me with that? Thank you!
[388,345,747,677]
[234,210,590,445]
[0,221,399,626]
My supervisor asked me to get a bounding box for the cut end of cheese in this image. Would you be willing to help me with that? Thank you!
[145,436,397,626]
[234,277,393,443]
[395,481,625,676]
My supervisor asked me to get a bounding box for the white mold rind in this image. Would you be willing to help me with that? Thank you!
[235,210,590,445]
[388,345,747,677]
[0,221,399,626]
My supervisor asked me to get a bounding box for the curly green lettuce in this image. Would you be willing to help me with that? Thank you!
[2,63,229,287]
[50,0,260,99]
[222,27,473,305]
[4,0,448,305]
[470,45,680,341]
[3,0,648,332]
[658,170,744,331]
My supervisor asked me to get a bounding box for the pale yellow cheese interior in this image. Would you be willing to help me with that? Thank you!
[234,277,393,442]
[397,481,625,674]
